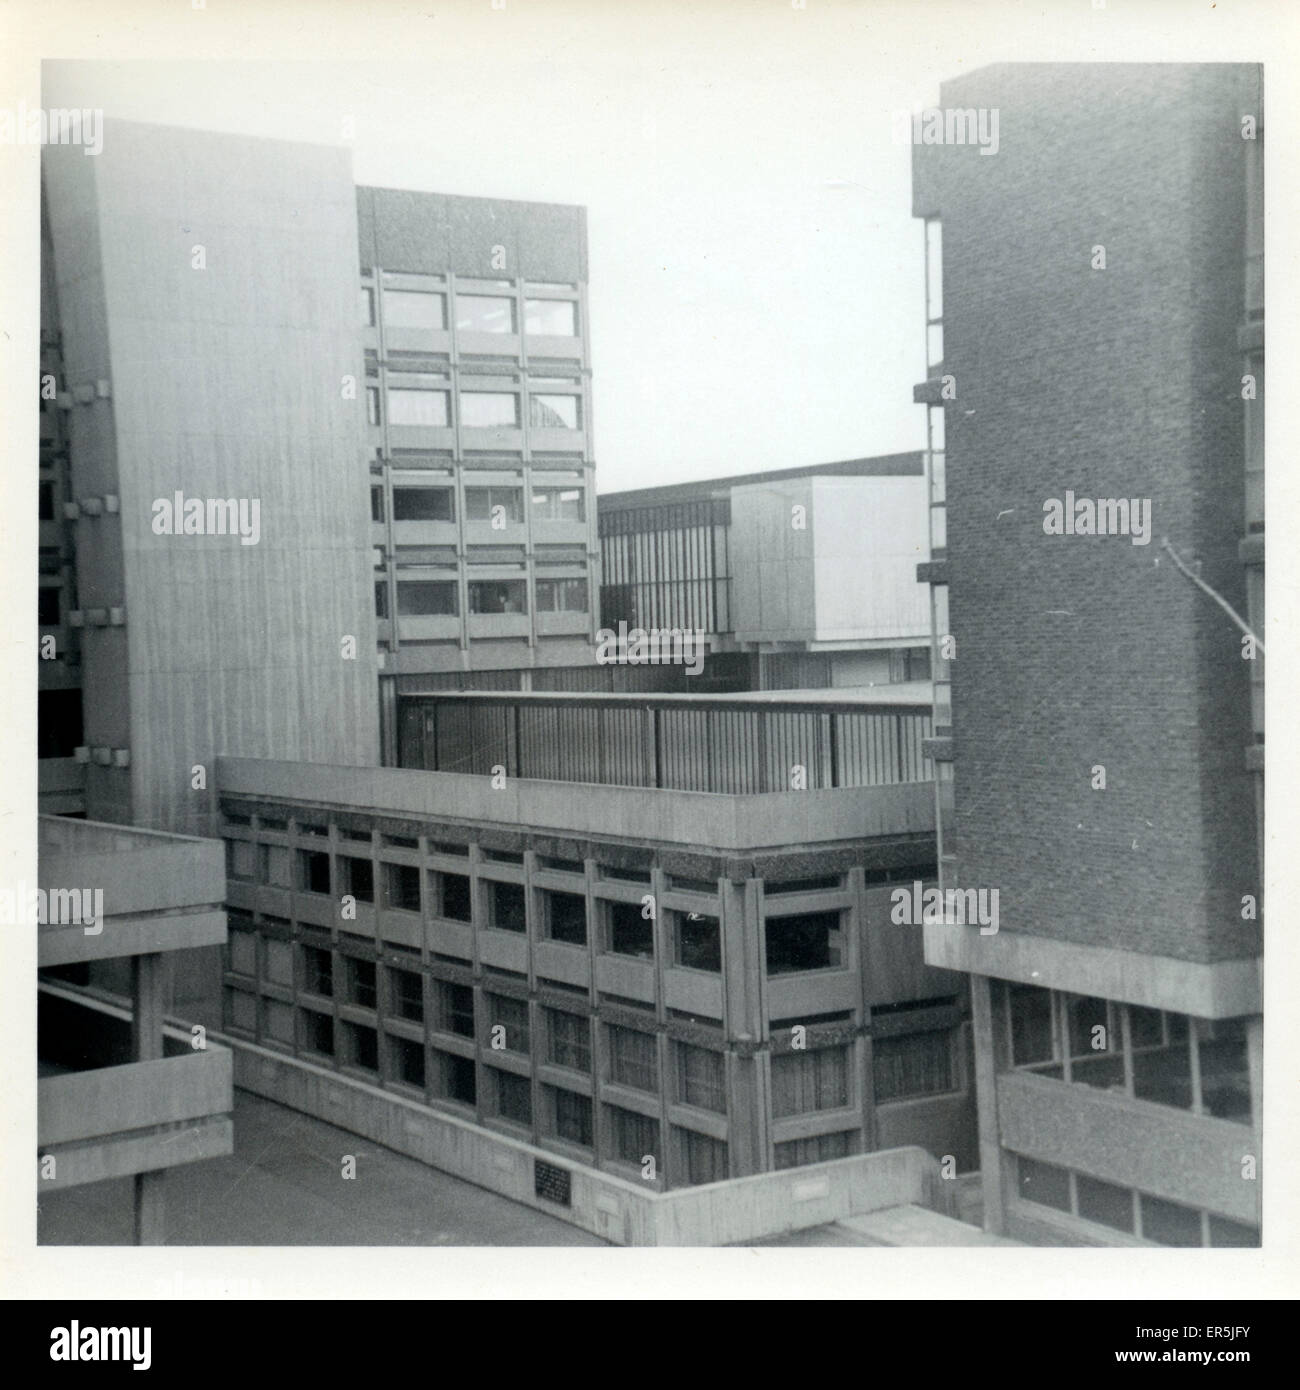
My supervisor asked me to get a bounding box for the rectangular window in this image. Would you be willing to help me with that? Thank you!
[460,391,520,428]
[430,870,472,922]
[382,288,446,329]
[300,945,334,998]
[344,957,378,1010]
[396,581,458,617]
[679,1128,729,1186]
[386,377,450,427]
[227,839,256,881]
[608,1106,658,1167]
[366,386,381,425]
[606,901,654,960]
[1008,983,1057,1069]
[771,1047,849,1116]
[389,967,424,1023]
[1016,1155,1071,1213]
[488,880,527,933]
[391,1035,426,1089]
[39,482,55,520]
[370,487,384,522]
[484,994,530,1052]
[674,912,721,973]
[529,394,580,429]
[439,981,475,1038]
[524,299,577,336]
[552,1088,593,1147]
[493,1068,532,1125]
[227,927,256,978]
[440,1051,477,1105]
[456,294,515,333]
[469,580,527,615]
[374,581,389,619]
[1141,1194,1202,1247]
[548,1010,591,1073]
[38,587,60,626]
[608,1025,658,1092]
[384,862,421,913]
[1074,1174,1134,1234]
[544,890,587,945]
[259,844,292,888]
[675,1043,726,1113]
[764,911,844,975]
[339,855,374,903]
[298,850,331,896]
[873,1030,955,1102]
[464,486,524,523]
[301,1009,334,1057]
[531,487,585,522]
[392,487,453,522]
[535,578,589,614]
[773,1131,850,1170]
[361,285,375,326]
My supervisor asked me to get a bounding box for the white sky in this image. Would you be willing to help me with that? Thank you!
[43,30,941,493]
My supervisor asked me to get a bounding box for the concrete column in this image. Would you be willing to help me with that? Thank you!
[131,953,166,1244]
[722,877,767,1175]
[969,973,1005,1235]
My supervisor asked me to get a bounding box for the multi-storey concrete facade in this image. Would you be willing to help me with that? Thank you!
[912,64,1263,1245]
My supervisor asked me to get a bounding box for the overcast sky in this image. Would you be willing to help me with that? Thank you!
[44,17,943,494]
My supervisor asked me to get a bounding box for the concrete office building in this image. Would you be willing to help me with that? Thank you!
[597,457,933,692]
[911,64,1263,1245]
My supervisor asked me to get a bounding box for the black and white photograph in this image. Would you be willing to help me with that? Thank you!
[2,0,1296,1326]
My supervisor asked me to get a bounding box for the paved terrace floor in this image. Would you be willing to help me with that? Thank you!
[38,1090,607,1247]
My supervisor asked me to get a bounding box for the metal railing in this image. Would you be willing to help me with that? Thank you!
[398,693,932,793]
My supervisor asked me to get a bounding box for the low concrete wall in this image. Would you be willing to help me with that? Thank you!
[228,1035,952,1246]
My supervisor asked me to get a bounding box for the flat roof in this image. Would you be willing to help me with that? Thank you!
[597,452,925,509]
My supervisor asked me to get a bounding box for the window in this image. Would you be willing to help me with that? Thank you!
[396,581,458,617]
[366,386,381,425]
[608,1025,658,1092]
[1140,1195,1202,1247]
[361,285,375,326]
[259,844,292,888]
[771,1047,849,1116]
[531,487,585,521]
[873,1030,956,1101]
[679,1129,729,1186]
[535,578,589,613]
[489,881,527,932]
[1016,1156,1071,1213]
[544,890,587,945]
[37,687,83,759]
[1008,983,1057,1069]
[39,482,55,520]
[438,981,475,1038]
[552,1088,593,1147]
[674,912,721,972]
[392,487,453,522]
[1075,1174,1134,1234]
[765,911,844,975]
[529,394,580,429]
[227,839,256,881]
[391,1035,426,1089]
[389,967,424,1022]
[382,288,446,329]
[460,392,520,428]
[465,486,524,523]
[374,581,389,619]
[548,1010,591,1073]
[227,927,256,978]
[608,1106,658,1167]
[265,938,294,987]
[300,950,332,995]
[774,1131,850,1170]
[301,1010,334,1057]
[456,294,516,334]
[339,855,374,903]
[440,1051,477,1105]
[676,1043,726,1113]
[298,850,331,896]
[386,376,450,427]
[485,993,530,1053]
[370,487,384,522]
[1197,1017,1251,1123]
[430,870,472,922]
[344,957,377,1010]
[493,1069,532,1125]
[469,580,527,615]
[524,299,577,336]
[1208,1216,1260,1248]
[384,863,421,913]
[606,901,654,960]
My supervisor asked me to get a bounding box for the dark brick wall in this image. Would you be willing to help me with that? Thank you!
[918,64,1262,964]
